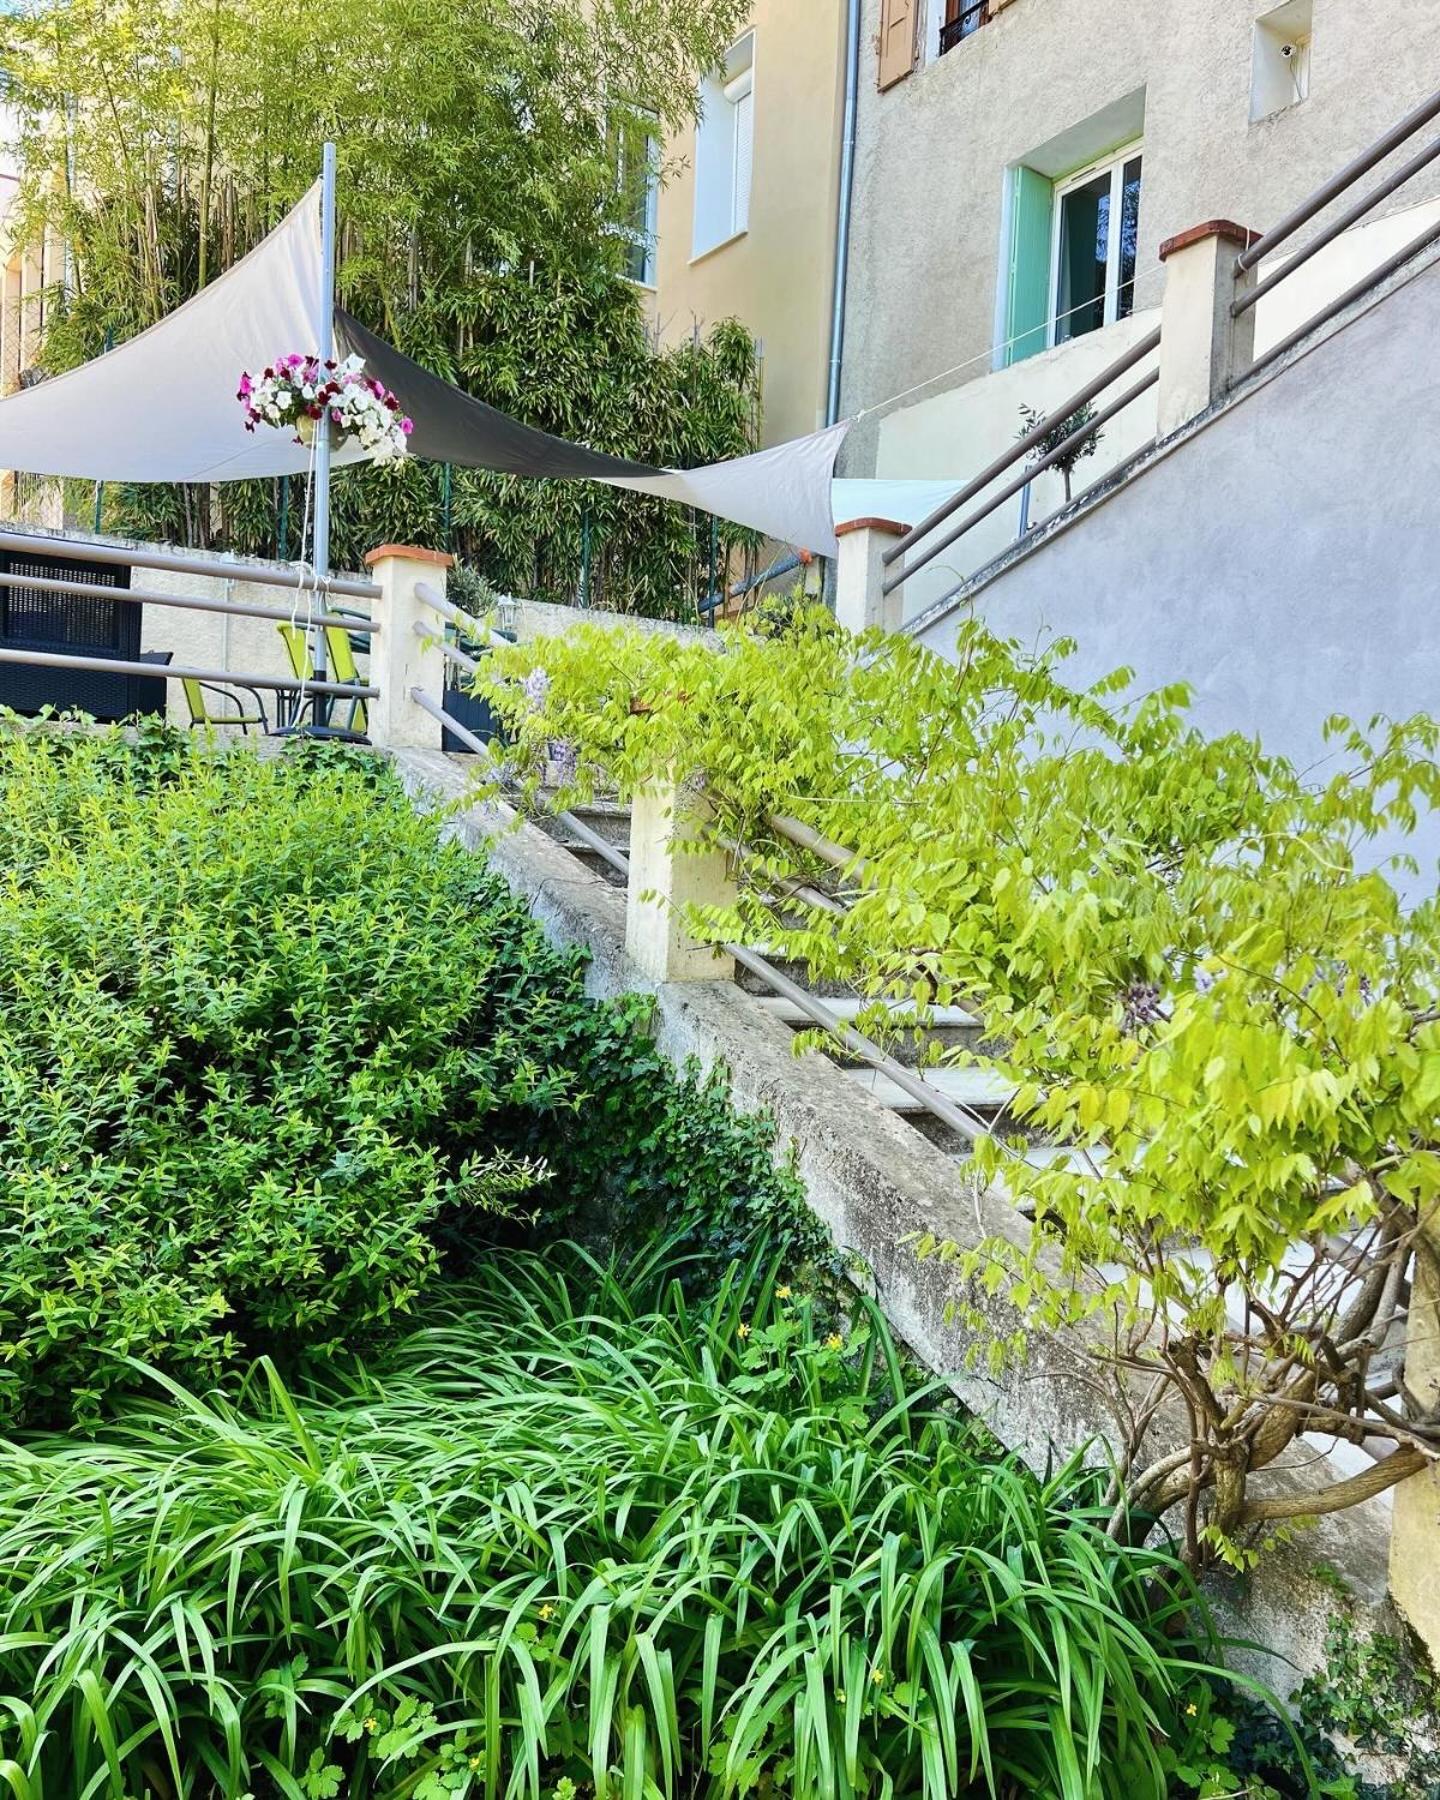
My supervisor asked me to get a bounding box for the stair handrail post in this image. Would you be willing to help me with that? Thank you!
[1156,219,1261,438]
[834,517,909,634]
[625,777,737,984]
[364,544,452,750]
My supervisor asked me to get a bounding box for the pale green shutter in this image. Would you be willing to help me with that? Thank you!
[1005,166,1053,366]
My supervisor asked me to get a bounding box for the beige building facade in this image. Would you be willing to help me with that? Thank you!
[0,103,64,525]
[638,0,850,449]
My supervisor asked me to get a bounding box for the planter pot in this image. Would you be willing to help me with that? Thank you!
[297,415,342,450]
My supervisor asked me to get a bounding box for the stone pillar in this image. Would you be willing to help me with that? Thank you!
[834,517,909,635]
[363,544,453,750]
[1156,220,1260,438]
[625,780,736,984]
[1390,1226,1440,1660]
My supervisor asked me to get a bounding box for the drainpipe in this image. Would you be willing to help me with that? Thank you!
[824,0,861,426]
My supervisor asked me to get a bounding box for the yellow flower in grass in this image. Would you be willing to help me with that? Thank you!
[538,1602,555,1622]
[775,1284,792,1300]
[870,1667,886,1686]
[362,1717,378,1735]
[737,1322,751,1340]
[1185,1703,1198,1717]
[826,1333,844,1352]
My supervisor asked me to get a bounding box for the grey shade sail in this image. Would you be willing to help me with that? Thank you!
[336,310,849,557]
[336,311,663,481]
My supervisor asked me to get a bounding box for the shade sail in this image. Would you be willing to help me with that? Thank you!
[0,185,358,483]
[0,184,848,554]
[337,312,848,556]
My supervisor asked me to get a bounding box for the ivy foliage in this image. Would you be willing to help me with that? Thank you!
[0,725,812,1428]
[2,0,760,614]
[476,605,1440,1562]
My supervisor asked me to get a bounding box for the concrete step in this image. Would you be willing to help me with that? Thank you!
[757,994,983,1053]
[843,1065,1017,1113]
[549,801,632,849]
[734,959,854,998]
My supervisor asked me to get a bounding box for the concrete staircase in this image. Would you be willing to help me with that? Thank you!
[533,792,1036,1177]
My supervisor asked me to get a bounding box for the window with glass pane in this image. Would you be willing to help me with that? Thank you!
[613,110,659,287]
[1050,147,1142,345]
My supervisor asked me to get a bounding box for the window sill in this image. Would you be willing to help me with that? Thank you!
[689,228,749,267]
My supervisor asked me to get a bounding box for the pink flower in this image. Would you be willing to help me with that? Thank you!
[401,418,413,434]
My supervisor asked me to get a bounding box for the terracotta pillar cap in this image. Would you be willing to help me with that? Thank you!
[1159,219,1262,261]
[364,543,456,568]
[834,516,911,539]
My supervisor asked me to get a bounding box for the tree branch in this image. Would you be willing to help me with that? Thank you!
[1237,1448,1428,1526]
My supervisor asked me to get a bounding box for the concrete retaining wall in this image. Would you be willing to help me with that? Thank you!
[389,743,1397,1699]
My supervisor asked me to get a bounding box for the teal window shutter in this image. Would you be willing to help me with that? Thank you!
[1005,166,1053,366]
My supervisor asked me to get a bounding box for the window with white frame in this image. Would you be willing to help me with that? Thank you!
[1050,145,1143,345]
[613,108,660,287]
[693,33,755,258]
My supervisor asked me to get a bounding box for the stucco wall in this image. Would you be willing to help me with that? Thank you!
[843,0,1440,474]
[871,189,1440,618]
[648,0,847,447]
[911,239,1440,872]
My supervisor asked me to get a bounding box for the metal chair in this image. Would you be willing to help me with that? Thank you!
[180,675,268,734]
[275,623,369,738]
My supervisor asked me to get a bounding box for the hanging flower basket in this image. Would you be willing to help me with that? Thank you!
[238,353,413,464]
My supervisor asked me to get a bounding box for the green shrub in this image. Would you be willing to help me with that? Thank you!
[0,1243,1234,1799]
[0,728,811,1427]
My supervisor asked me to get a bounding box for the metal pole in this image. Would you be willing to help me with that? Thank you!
[825,0,861,426]
[441,462,453,550]
[313,142,337,586]
[579,510,592,608]
[91,328,113,533]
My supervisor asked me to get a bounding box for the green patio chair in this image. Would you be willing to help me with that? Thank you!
[181,675,268,734]
[275,622,369,738]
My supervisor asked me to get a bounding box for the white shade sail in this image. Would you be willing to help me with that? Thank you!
[0,185,359,483]
[0,182,849,554]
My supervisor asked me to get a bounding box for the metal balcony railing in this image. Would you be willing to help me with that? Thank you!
[881,326,1161,597]
[0,525,377,728]
[1234,83,1440,377]
[939,1,989,54]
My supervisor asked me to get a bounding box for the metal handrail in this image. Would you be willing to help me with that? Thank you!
[1236,84,1440,273]
[1233,129,1440,318]
[413,618,480,677]
[882,369,1159,595]
[414,579,510,648]
[411,687,995,1145]
[0,643,375,698]
[0,566,377,635]
[880,325,1162,583]
[410,686,630,876]
[0,525,381,600]
[1248,210,1440,379]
